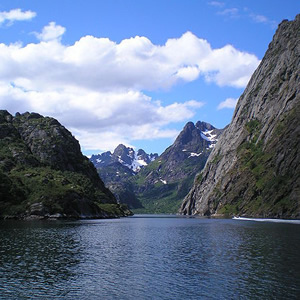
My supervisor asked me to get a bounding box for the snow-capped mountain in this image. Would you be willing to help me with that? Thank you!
[90,145,158,209]
[90,144,158,173]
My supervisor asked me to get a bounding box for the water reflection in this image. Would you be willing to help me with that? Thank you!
[0,221,82,299]
[0,218,299,299]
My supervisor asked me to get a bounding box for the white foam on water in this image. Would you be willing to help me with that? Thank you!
[233,216,300,224]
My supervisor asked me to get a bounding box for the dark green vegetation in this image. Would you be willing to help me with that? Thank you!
[218,110,299,217]
[132,122,223,213]
[98,162,143,209]
[0,111,131,219]
[180,15,300,218]
[131,153,207,213]
[132,162,196,213]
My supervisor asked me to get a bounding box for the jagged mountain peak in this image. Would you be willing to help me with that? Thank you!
[114,144,133,155]
[90,144,158,172]
[195,121,215,132]
[173,121,221,151]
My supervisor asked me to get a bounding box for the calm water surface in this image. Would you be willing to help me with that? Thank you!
[0,215,299,299]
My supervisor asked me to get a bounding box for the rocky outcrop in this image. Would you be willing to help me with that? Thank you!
[0,111,131,219]
[180,15,300,218]
[133,121,223,213]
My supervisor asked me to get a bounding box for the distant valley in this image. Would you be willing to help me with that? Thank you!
[90,121,224,213]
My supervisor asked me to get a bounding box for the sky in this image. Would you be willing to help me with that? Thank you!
[0,1,299,155]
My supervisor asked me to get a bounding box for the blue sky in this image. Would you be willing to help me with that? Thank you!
[0,1,299,155]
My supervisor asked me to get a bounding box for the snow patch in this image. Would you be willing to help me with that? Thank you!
[121,152,150,172]
[189,152,202,158]
[201,130,218,142]
[118,157,124,164]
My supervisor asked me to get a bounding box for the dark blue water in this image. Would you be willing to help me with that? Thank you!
[0,215,300,299]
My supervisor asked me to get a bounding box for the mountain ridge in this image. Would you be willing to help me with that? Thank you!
[90,144,158,172]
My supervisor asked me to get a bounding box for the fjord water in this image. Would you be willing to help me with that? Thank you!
[0,216,299,299]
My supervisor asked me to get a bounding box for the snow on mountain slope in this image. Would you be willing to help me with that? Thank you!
[90,144,158,173]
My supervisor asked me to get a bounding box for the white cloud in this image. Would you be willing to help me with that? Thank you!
[203,44,260,88]
[211,4,277,29]
[35,22,66,42]
[0,23,259,152]
[176,66,200,82]
[217,8,239,17]
[0,29,259,90]
[0,8,36,25]
[217,98,238,110]
[250,13,277,28]
[208,1,225,8]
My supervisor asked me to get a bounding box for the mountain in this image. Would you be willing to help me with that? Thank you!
[90,144,158,172]
[0,111,131,219]
[180,15,300,219]
[132,121,224,213]
[90,144,158,209]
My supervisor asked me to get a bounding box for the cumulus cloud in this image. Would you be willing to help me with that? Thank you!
[0,8,36,25]
[0,23,259,151]
[35,22,66,42]
[217,98,238,110]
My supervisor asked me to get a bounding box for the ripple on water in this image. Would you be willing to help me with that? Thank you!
[0,218,299,299]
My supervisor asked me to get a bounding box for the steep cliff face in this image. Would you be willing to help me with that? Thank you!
[180,15,300,218]
[0,111,131,219]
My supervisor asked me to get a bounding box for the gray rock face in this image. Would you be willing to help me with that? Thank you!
[179,15,300,218]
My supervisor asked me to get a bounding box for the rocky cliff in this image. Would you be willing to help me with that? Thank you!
[133,121,223,212]
[0,111,131,219]
[180,15,300,218]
